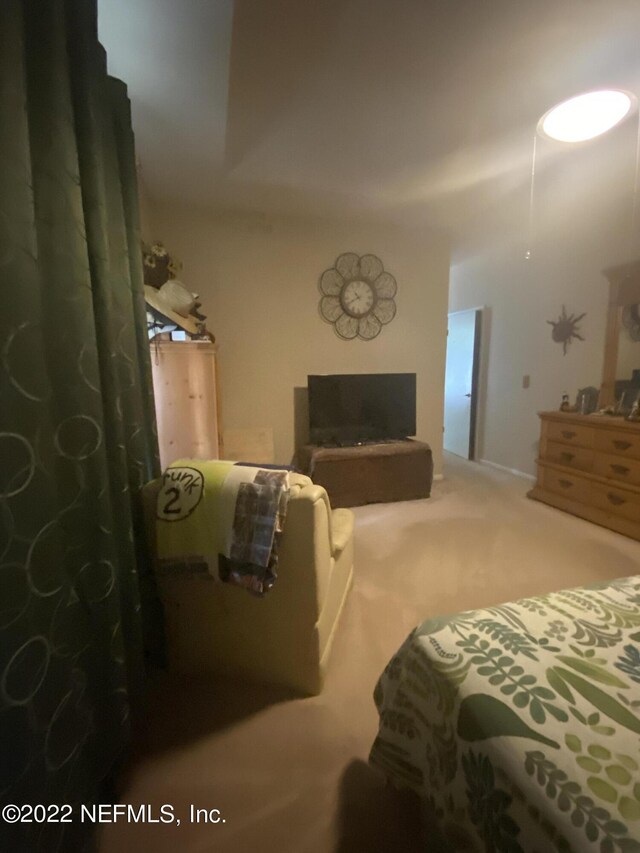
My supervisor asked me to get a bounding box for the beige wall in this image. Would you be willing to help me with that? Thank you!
[449,119,639,477]
[136,166,155,245]
[450,241,611,477]
[150,204,450,473]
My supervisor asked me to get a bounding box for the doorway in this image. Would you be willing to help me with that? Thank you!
[444,308,482,460]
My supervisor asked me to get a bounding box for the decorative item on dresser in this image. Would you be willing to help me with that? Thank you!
[528,412,640,540]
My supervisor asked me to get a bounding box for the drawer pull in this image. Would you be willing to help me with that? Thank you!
[558,479,573,489]
[610,464,630,476]
[607,492,627,506]
[613,440,632,451]
[560,451,575,463]
[561,431,577,440]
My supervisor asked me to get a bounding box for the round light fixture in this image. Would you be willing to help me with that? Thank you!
[539,90,633,142]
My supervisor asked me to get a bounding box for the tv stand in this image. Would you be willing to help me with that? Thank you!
[319,437,409,449]
[297,439,433,508]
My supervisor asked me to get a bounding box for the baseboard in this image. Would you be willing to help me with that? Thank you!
[479,458,536,482]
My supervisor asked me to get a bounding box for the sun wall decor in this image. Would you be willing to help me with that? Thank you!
[318,253,397,340]
[547,305,586,355]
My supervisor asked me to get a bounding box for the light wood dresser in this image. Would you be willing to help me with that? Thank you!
[528,411,640,541]
[150,341,223,469]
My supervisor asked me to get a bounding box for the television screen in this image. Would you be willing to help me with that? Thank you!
[308,373,416,445]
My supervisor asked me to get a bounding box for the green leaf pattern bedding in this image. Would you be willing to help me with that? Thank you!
[369,576,640,852]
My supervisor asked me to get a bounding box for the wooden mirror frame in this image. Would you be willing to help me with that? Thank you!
[600,258,640,407]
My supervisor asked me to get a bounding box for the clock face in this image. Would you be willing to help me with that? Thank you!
[318,253,397,341]
[341,279,375,317]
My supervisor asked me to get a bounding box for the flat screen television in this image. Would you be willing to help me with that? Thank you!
[308,373,416,445]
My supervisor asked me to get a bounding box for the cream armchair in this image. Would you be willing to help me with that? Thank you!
[142,473,354,695]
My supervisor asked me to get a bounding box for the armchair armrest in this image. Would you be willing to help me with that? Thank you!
[330,509,353,555]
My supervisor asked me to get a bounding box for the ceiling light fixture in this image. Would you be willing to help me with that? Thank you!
[525,89,638,260]
[538,89,633,143]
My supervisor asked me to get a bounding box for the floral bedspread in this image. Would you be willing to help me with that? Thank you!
[369,576,640,852]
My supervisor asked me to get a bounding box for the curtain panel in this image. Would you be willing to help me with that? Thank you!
[0,1,161,849]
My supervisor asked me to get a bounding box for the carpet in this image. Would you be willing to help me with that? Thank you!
[100,454,640,853]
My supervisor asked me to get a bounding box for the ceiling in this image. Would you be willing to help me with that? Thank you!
[98,0,640,239]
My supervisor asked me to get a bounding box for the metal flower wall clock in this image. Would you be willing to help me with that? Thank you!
[319,253,397,340]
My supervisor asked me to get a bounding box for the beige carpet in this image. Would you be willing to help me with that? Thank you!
[100,454,640,853]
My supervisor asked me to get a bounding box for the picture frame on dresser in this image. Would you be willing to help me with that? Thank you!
[617,386,640,416]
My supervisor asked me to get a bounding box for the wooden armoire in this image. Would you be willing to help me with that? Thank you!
[150,340,222,469]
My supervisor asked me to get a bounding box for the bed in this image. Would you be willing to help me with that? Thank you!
[369,576,640,852]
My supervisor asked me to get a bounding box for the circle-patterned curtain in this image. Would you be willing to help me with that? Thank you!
[0,2,161,850]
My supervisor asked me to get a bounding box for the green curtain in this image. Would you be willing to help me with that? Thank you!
[0,1,161,849]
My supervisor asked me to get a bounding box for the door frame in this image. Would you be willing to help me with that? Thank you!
[446,307,484,460]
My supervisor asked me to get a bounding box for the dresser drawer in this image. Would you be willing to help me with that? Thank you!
[546,421,594,449]
[544,440,594,472]
[541,466,591,504]
[591,481,640,523]
[594,428,640,461]
[593,452,640,487]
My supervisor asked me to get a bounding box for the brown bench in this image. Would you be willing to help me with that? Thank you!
[297,439,433,508]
